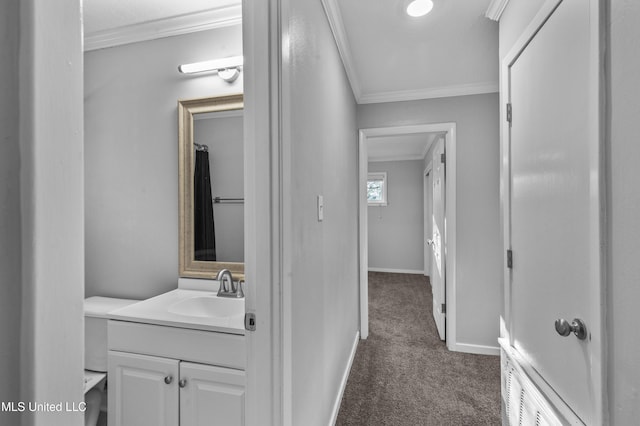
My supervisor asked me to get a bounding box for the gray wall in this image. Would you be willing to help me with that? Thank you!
[608,0,640,423]
[285,0,359,424]
[194,114,244,262]
[358,94,502,349]
[0,1,21,423]
[368,160,424,272]
[84,26,242,299]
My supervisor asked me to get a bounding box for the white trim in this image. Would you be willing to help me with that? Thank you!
[328,331,360,426]
[485,0,511,21]
[358,81,499,104]
[361,124,451,138]
[450,342,500,356]
[320,0,362,100]
[359,123,457,351]
[368,267,424,275]
[423,163,433,278]
[500,0,606,424]
[84,5,242,51]
[443,127,457,352]
[368,154,426,163]
[358,132,369,340]
[243,0,283,424]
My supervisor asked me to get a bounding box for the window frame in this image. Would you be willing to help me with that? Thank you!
[367,172,388,206]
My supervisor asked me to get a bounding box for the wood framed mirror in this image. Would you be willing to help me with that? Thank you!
[178,94,244,279]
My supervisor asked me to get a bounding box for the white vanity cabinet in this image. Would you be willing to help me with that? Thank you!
[107,320,246,426]
[109,351,179,426]
[180,362,245,426]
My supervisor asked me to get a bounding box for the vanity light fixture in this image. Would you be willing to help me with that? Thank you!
[406,0,434,17]
[178,56,243,83]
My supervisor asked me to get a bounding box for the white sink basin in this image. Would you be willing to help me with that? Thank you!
[108,289,245,334]
[168,296,243,318]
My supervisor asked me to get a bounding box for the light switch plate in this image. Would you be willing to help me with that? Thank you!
[317,195,324,221]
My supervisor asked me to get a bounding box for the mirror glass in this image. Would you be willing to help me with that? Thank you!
[178,94,244,279]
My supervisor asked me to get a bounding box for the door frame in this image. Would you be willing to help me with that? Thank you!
[499,0,606,423]
[243,0,284,424]
[423,161,433,278]
[358,123,456,348]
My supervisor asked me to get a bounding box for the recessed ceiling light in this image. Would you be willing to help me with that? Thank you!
[406,0,434,17]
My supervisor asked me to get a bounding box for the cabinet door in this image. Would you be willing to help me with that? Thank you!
[108,351,179,426]
[180,362,245,426]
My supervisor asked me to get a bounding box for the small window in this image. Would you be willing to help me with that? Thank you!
[367,172,387,206]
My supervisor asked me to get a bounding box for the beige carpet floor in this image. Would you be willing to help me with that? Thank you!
[336,272,501,426]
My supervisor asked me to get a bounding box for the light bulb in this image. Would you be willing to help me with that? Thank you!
[406,0,434,17]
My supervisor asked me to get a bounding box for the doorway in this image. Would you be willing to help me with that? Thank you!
[358,123,456,347]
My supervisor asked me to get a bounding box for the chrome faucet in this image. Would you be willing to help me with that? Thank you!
[216,269,244,298]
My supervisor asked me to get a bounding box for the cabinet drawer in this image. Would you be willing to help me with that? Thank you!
[109,320,246,370]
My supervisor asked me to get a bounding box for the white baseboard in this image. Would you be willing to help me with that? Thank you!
[450,342,500,356]
[329,330,360,426]
[368,267,424,275]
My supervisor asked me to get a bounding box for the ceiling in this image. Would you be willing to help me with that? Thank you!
[326,0,499,103]
[84,0,498,102]
[82,0,498,160]
[82,0,242,50]
[83,0,239,34]
[368,133,442,163]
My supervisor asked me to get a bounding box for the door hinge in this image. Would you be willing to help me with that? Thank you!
[245,312,256,331]
[506,103,512,125]
[441,303,446,314]
[507,249,513,269]
[440,153,445,164]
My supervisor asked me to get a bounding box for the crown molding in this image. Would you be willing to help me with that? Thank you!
[369,154,426,163]
[421,134,440,158]
[320,0,362,100]
[358,81,499,104]
[485,0,511,21]
[84,5,242,52]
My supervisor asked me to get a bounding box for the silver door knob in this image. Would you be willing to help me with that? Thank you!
[179,379,187,388]
[164,376,173,385]
[554,318,587,340]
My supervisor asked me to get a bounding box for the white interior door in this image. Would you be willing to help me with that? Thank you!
[431,138,445,341]
[506,0,602,423]
[424,167,433,277]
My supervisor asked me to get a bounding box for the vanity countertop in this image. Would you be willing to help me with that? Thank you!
[108,288,245,335]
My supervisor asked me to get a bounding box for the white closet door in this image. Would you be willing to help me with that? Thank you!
[506,0,603,423]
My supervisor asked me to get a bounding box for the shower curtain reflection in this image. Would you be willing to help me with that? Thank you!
[194,146,216,261]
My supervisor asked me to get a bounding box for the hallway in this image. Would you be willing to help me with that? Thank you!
[337,272,500,425]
